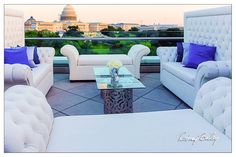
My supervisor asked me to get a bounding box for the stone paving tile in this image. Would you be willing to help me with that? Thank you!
[63,100,104,116]
[133,86,155,97]
[175,102,191,110]
[68,82,100,98]
[54,74,69,82]
[133,97,176,113]
[139,76,161,88]
[47,91,87,111]
[54,112,68,117]
[143,73,160,80]
[156,84,167,90]
[143,88,181,106]
[53,79,85,90]
[46,86,64,98]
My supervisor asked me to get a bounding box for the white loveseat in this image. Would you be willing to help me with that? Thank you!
[61,44,150,80]
[4,77,231,152]
[157,6,232,107]
[4,8,55,95]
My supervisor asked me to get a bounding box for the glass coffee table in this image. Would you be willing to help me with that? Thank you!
[93,67,145,114]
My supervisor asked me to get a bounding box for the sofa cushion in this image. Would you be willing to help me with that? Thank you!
[162,62,196,86]
[31,64,52,85]
[78,55,133,66]
[47,110,231,152]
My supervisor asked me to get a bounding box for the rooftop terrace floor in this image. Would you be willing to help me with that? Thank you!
[47,73,190,117]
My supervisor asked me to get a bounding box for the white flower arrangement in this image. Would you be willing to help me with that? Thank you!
[107,59,123,69]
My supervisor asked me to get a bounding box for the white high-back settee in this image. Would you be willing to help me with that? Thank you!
[4,8,55,95]
[157,6,232,107]
[4,77,231,152]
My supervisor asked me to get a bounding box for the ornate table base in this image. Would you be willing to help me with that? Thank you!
[101,89,133,114]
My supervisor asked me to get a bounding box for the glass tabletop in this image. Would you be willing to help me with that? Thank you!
[94,67,133,77]
[93,67,145,90]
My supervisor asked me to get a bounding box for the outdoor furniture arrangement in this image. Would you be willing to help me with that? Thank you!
[4,77,231,152]
[157,6,232,107]
[4,8,55,95]
[93,67,145,114]
[60,44,150,81]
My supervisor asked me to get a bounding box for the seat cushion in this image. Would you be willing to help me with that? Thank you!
[78,55,133,66]
[47,110,231,152]
[31,64,52,85]
[162,62,197,86]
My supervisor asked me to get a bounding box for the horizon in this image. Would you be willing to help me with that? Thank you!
[5,4,228,26]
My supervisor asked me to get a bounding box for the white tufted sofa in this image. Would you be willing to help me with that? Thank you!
[5,77,231,152]
[61,44,150,80]
[4,8,55,95]
[157,6,232,107]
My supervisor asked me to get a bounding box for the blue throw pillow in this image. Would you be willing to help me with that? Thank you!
[33,47,40,64]
[184,43,216,69]
[176,42,183,62]
[4,47,31,67]
[182,42,190,65]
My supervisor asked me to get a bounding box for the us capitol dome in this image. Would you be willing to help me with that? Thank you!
[60,4,77,21]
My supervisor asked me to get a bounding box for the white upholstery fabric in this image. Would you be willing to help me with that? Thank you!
[61,44,150,80]
[184,6,232,61]
[37,47,55,64]
[195,60,231,89]
[5,77,231,152]
[31,64,52,85]
[194,77,231,139]
[47,110,230,152]
[4,8,24,47]
[5,85,54,152]
[4,64,33,88]
[79,55,132,65]
[162,62,196,86]
[157,6,232,107]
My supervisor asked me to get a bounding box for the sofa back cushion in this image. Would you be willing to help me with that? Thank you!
[184,6,231,61]
[4,85,54,152]
[193,77,231,139]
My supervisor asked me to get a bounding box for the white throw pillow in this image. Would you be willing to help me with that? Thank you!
[26,47,37,68]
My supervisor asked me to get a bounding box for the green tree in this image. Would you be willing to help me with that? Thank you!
[128,27,139,31]
[63,25,84,37]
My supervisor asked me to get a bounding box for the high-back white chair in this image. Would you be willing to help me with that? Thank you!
[157,6,232,107]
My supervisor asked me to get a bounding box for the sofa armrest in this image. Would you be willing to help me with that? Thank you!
[195,61,231,89]
[4,64,33,86]
[37,47,55,64]
[60,45,79,67]
[127,44,150,78]
[157,47,177,63]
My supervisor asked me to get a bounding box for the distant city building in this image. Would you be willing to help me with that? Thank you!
[139,23,179,31]
[24,4,108,33]
[89,22,109,32]
[60,4,77,22]
[24,16,37,31]
[111,23,139,31]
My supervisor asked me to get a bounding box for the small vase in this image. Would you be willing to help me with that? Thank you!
[110,68,119,85]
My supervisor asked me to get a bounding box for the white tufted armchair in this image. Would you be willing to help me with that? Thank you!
[4,8,55,95]
[5,77,231,152]
[157,6,232,107]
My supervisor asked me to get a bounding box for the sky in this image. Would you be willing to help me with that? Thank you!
[5,4,228,26]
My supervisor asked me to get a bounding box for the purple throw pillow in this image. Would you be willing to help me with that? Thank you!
[184,43,216,69]
[4,47,31,67]
[176,42,183,62]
